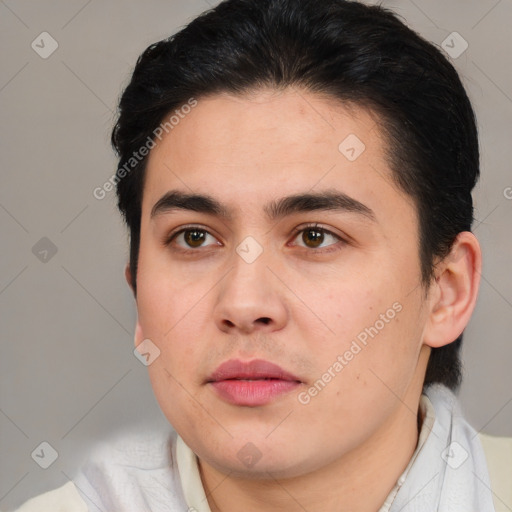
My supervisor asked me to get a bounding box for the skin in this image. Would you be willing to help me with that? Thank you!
[126,88,481,512]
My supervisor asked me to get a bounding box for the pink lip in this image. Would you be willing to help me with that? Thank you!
[207,359,302,406]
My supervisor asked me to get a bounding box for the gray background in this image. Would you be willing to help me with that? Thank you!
[1,0,511,509]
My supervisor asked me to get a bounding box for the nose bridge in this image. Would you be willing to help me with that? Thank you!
[227,235,271,298]
[214,235,288,333]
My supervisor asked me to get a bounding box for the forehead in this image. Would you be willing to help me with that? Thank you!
[147,88,383,169]
[142,88,412,227]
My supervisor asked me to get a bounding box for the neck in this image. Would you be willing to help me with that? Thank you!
[199,385,425,512]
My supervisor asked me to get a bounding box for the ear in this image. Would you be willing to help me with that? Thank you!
[423,231,482,348]
[125,264,144,346]
[134,319,145,348]
[124,263,135,295]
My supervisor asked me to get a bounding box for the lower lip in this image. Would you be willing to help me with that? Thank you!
[210,379,300,406]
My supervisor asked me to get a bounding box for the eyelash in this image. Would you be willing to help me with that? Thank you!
[163,223,347,255]
[289,223,346,253]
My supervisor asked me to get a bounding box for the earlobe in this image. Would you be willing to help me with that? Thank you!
[134,320,144,348]
[126,263,143,348]
[423,231,482,349]
[124,264,134,294]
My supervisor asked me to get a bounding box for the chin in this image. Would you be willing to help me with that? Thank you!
[196,437,328,480]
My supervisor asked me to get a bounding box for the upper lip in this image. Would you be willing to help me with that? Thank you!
[207,359,302,383]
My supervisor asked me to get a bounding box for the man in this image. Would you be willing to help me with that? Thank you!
[13,0,511,510]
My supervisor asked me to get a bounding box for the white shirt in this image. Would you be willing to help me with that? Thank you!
[10,392,511,511]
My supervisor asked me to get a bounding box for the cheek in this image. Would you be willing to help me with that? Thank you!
[298,277,424,393]
[298,309,422,436]
[146,362,204,440]
[136,262,201,338]
[135,284,204,404]
[294,275,397,347]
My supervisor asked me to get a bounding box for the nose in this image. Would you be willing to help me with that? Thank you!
[213,246,288,335]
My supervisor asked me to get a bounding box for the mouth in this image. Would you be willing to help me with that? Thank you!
[206,359,303,407]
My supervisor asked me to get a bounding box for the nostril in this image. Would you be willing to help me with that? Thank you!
[221,317,271,330]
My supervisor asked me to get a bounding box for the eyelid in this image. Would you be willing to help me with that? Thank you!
[291,222,340,237]
[163,224,222,248]
[289,223,347,250]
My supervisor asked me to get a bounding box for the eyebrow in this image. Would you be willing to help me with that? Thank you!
[151,189,376,222]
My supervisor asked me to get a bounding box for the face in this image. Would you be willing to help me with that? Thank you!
[134,88,432,479]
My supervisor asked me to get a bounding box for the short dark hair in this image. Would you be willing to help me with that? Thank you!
[111,0,479,391]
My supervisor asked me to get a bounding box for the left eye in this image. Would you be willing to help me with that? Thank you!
[291,226,342,250]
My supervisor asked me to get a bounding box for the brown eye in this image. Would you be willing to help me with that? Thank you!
[166,226,221,251]
[302,228,325,248]
[291,225,343,252]
[183,229,207,248]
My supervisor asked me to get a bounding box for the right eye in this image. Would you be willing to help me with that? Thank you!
[165,225,223,252]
